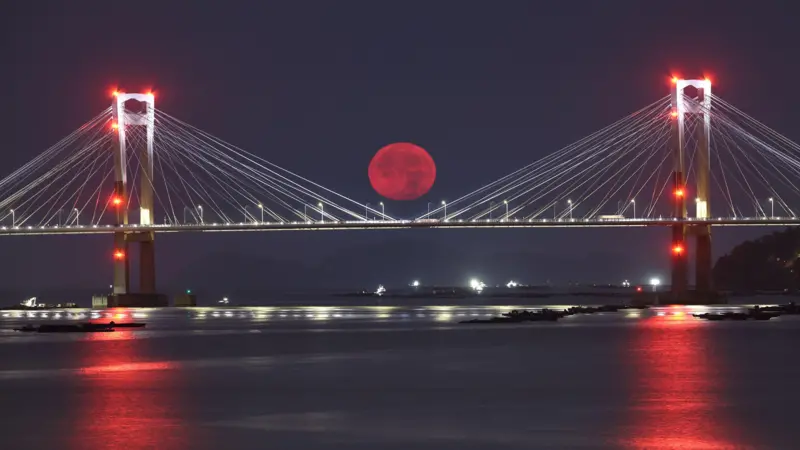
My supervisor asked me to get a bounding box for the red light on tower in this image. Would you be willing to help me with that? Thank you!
[111,196,123,207]
[111,121,119,131]
[671,76,679,84]
[113,250,125,260]
[670,110,678,118]
[674,188,685,198]
[672,243,685,256]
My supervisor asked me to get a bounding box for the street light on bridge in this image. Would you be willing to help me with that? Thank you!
[769,197,774,218]
[258,203,264,223]
[504,200,509,221]
[318,202,324,223]
[650,277,660,292]
[441,200,447,221]
[197,205,203,224]
[379,201,384,219]
[9,209,14,228]
[630,199,635,219]
[567,199,573,220]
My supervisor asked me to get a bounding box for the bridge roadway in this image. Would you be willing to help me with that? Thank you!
[0,217,798,236]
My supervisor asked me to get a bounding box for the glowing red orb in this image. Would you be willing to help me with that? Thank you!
[368,143,436,201]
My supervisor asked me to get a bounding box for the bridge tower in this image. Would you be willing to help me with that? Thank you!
[671,79,713,298]
[111,92,161,305]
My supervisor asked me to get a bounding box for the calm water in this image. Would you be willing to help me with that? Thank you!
[0,302,798,449]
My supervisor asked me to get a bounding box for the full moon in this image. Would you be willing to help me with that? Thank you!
[368,142,436,201]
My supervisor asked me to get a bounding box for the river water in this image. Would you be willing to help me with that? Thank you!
[0,302,798,449]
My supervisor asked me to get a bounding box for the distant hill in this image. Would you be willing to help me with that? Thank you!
[713,228,800,291]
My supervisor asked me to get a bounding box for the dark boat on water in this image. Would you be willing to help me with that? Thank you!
[14,323,114,333]
[693,311,782,321]
[13,321,146,333]
[100,321,146,328]
[461,309,562,324]
[749,303,799,315]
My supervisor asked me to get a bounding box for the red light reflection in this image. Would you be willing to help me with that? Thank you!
[68,331,192,449]
[619,314,751,449]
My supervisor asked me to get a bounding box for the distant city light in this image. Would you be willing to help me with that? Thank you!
[411,280,420,287]
[506,280,519,288]
[470,278,486,293]
[650,277,661,292]
[622,280,631,288]
[219,297,229,304]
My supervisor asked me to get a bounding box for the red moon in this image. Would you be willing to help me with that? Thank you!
[368,143,436,201]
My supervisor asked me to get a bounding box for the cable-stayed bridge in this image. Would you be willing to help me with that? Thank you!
[2,80,800,303]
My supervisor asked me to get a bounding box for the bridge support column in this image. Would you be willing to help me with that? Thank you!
[671,223,688,296]
[139,234,156,294]
[671,78,713,302]
[669,80,688,298]
[693,80,713,295]
[695,225,712,294]
[108,92,163,307]
[112,231,129,294]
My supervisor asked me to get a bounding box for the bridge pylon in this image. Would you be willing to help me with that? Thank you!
[110,92,164,306]
[671,78,714,300]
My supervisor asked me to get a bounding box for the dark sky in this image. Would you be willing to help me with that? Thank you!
[1,1,798,294]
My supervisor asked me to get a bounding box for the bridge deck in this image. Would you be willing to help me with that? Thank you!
[0,218,797,236]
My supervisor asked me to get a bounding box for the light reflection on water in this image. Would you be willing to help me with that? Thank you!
[68,333,192,450]
[0,301,796,448]
[621,313,754,449]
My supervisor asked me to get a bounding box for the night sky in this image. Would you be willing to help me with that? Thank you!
[1,1,798,295]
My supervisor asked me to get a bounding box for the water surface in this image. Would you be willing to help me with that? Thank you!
[1,303,798,449]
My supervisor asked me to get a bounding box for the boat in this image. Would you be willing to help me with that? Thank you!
[14,324,114,333]
[692,313,725,321]
[463,309,561,324]
[692,311,781,321]
[89,321,146,329]
[109,322,146,328]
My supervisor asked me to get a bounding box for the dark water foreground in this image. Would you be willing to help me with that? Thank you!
[0,303,798,449]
